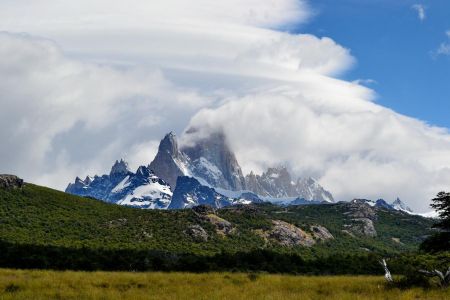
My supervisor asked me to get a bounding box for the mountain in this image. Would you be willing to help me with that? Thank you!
[149,131,334,201]
[169,176,265,209]
[391,197,413,213]
[149,130,247,191]
[169,176,234,209]
[350,198,416,214]
[245,167,334,203]
[1,180,436,273]
[66,160,172,209]
[182,129,247,191]
[148,132,190,189]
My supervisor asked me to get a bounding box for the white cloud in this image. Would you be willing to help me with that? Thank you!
[412,4,426,21]
[432,30,450,57]
[184,86,450,212]
[0,32,208,188]
[0,1,448,212]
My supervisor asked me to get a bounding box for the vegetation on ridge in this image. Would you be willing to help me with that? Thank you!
[0,183,443,275]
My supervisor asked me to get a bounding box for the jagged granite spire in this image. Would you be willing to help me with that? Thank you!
[149,132,189,189]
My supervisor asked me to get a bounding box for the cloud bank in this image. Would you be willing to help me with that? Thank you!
[0,0,449,211]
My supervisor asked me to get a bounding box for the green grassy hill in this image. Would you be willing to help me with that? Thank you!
[0,183,436,273]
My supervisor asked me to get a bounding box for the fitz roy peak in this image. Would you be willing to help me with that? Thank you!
[149,130,333,202]
[66,130,335,209]
[149,130,246,191]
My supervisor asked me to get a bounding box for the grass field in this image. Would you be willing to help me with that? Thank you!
[0,269,449,300]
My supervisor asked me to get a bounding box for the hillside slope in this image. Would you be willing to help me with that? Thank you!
[0,183,435,272]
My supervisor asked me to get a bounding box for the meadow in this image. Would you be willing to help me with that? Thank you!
[0,269,449,300]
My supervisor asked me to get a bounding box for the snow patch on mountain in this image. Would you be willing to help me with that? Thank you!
[66,162,172,209]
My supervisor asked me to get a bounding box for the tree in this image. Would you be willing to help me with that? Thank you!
[431,192,450,231]
[420,192,450,253]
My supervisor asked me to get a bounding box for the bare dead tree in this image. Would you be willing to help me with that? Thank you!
[379,259,393,283]
[419,267,450,288]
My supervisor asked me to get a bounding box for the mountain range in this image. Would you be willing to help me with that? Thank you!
[66,130,413,212]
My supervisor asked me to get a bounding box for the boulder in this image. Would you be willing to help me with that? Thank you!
[0,175,24,190]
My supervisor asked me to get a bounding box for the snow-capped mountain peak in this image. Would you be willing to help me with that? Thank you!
[391,197,412,213]
[67,130,335,209]
[66,163,172,209]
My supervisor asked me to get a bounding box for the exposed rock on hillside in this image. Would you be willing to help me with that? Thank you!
[193,205,234,236]
[345,218,377,237]
[0,175,24,189]
[185,224,208,242]
[310,225,334,241]
[265,220,315,247]
[343,199,377,220]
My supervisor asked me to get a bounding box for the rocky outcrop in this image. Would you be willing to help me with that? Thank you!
[343,199,377,220]
[0,175,24,189]
[185,225,208,242]
[345,218,377,237]
[310,225,334,241]
[342,199,378,237]
[192,205,234,236]
[264,220,315,247]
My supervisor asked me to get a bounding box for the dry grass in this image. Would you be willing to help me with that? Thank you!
[0,269,449,300]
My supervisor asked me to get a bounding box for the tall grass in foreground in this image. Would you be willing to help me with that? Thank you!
[0,269,449,300]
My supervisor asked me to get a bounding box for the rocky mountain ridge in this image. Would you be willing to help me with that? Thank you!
[66,131,415,212]
[66,160,172,209]
[148,131,334,202]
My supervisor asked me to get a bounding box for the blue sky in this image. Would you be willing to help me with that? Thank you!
[300,0,450,128]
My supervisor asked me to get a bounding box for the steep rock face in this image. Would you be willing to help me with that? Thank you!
[169,176,234,209]
[0,175,24,189]
[66,161,172,209]
[181,130,246,191]
[245,167,334,202]
[149,132,190,190]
